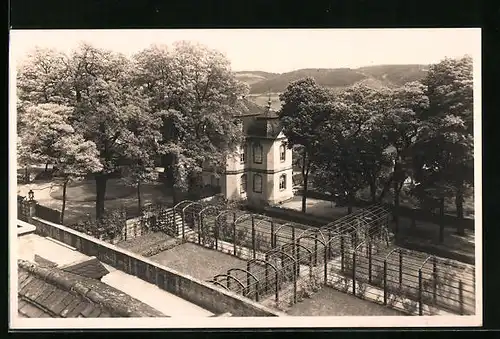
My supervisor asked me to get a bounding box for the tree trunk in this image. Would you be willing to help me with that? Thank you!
[455,185,465,236]
[347,192,354,215]
[377,172,394,202]
[439,197,445,243]
[369,181,377,203]
[393,181,400,235]
[301,153,310,213]
[137,181,142,215]
[60,178,68,224]
[25,166,29,183]
[95,174,108,220]
[45,163,49,172]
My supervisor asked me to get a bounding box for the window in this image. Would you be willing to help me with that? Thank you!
[253,143,263,164]
[240,145,246,164]
[279,174,287,191]
[253,174,263,193]
[240,174,247,194]
[279,143,286,162]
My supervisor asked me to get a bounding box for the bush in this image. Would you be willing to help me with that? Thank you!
[70,208,126,241]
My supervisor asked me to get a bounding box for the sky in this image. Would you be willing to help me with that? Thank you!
[10,28,480,73]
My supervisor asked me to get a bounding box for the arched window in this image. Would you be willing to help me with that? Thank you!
[240,174,247,194]
[279,174,287,191]
[253,174,263,193]
[253,143,263,164]
[279,142,286,162]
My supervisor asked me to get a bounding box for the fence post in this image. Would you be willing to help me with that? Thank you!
[232,219,237,256]
[182,210,186,240]
[341,236,345,272]
[459,280,464,315]
[309,253,313,280]
[292,227,297,277]
[251,216,256,259]
[270,221,275,248]
[215,217,219,250]
[255,281,260,302]
[418,269,423,316]
[432,256,437,304]
[324,245,328,284]
[352,251,356,296]
[314,233,318,266]
[328,230,332,259]
[368,242,372,283]
[265,261,269,294]
[296,238,301,276]
[198,213,202,244]
[383,260,388,305]
[246,262,251,296]
[293,260,297,304]
[399,251,403,288]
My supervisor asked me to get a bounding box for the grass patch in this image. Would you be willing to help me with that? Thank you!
[286,286,405,316]
[149,242,248,280]
[49,179,136,202]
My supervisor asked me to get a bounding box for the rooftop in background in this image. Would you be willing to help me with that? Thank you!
[17,222,215,318]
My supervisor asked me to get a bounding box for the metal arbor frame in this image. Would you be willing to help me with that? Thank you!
[167,201,474,316]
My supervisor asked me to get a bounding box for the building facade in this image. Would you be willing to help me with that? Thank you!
[203,99,294,206]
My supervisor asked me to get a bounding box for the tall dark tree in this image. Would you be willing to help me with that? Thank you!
[67,43,160,219]
[278,77,333,213]
[132,42,247,203]
[418,56,474,225]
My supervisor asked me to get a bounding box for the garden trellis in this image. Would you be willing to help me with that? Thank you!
[139,199,474,315]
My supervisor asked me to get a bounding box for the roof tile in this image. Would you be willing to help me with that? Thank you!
[65,300,91,318]
[18,259,166,318]
[48,292,73,315]
[80,303,98,318]
[22,278,49,301]
[19,301,47,318]
[33,284,57,305]
[60,297,83,318]
[86,307,103,318]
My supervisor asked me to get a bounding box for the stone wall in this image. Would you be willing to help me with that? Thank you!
[29,217,283,317]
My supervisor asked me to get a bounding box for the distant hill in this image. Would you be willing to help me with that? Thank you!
[235,71,279,85]
[237,64,429,94]
[357,64,429,87]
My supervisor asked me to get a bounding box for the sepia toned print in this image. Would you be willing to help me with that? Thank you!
[10,28,481,328]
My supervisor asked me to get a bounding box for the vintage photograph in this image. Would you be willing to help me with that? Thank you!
[10,28,481,328]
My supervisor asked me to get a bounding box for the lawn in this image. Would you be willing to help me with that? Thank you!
[17,178,173,225]
[149,242,249,280]
[116,232,181,257]
[286,286,405,316]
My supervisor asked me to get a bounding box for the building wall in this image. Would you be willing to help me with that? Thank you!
[220,123,294,206]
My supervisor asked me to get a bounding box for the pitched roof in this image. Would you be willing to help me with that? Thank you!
[18,260,167,318]
[61,257,110,280]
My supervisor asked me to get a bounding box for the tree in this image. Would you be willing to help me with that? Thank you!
[374,82,429,229]
[132,42,247,203]
[419,56,474,225]
[66,43,161,219]
[313,85,385,214]
[278,77,333,213]
[16,47,72,106]
[18,103,102,223]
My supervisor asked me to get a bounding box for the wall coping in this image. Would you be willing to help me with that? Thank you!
[30,217,284,317]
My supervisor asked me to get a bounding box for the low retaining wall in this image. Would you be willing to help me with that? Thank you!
[29,217,283,317]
